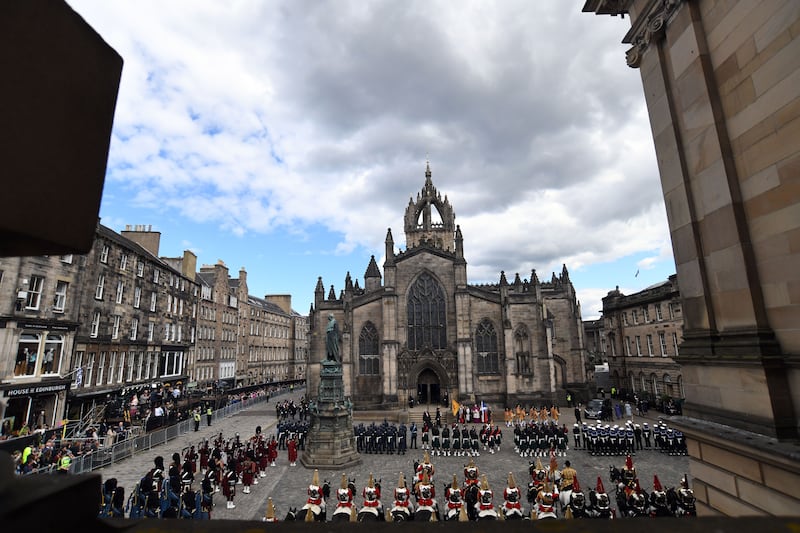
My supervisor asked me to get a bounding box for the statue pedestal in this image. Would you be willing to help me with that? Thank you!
[300,360,361,469]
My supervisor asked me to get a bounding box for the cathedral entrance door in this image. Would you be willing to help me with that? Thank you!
[417,368,441,407]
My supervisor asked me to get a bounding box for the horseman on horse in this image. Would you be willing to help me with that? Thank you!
[462,457,481,520]
[501,472,525,520]
[331,474,358,522]
[533,476,558,520]
[526,457,548,508]
[444,474,466,521]
[586,476,614,519]
[667,476,697,517]
[298,469,328,521]
[563,477,590,518]
[476,474,500,520]
[648,475,672,517]
[414,470,440,521]
[358,473,384,521]
[389,472,414,522]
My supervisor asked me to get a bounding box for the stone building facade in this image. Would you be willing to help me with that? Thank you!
[67,224,199,420]
[584,0,800,515]
[599,275,685,402]
[196,262,239,389]
[0,254,82,435]
[308,165,588,411]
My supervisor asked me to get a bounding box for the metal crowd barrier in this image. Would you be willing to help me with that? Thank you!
[28,385,299,476]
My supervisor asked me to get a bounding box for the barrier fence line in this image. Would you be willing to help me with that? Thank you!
[23,385,300,476]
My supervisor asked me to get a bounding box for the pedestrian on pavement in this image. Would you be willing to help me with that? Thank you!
[193,409,201,432]
[574,403,582,424]
[206,404,213,426]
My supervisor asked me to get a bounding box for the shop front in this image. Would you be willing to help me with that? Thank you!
[0,379,71,438]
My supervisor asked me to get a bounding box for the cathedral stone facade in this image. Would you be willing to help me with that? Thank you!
[308,165,589,411]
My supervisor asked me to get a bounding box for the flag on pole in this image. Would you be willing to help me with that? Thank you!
[451,399,460,417]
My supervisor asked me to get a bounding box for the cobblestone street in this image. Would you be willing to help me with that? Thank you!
[96,388,689,521]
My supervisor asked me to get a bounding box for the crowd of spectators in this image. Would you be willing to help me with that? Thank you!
[6,382,297,476]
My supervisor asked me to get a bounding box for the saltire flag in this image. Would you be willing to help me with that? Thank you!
[451,398,460,417]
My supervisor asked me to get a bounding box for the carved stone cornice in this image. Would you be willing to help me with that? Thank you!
[623,0,684,68]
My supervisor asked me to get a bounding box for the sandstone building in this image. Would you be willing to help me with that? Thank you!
[585,0,800,515]
[308,165,589,410]
[598,275,685,403]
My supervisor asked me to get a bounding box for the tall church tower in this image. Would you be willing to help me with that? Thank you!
[403,162,456,251]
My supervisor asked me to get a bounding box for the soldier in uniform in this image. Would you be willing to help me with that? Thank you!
[431,423,441,456]
[397,423,407,455]
[410,422,418,449]
[642,422,652,449]
[222,459,238,509]
[441,423,450,456]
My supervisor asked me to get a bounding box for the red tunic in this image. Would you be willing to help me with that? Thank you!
[288,440,298,463]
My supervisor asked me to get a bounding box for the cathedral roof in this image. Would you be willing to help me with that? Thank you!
[365,255,382,279]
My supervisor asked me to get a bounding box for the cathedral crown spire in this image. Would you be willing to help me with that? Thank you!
[403,162,456,252]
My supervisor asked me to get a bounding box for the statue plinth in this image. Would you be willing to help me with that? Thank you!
[300,360,362,469]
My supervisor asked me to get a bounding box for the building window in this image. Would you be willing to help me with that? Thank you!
[150,292,157,312]
[97,352,106,386]
[43,333,63,374]
[116,281,124,304]
[60,254,73,264]
[107,352,116,384]
[655,304,663,321]
[407,273,447,350]
[646,334,654,356]
[112,315,121,339]
[153,269,160,284]
[120,254,128,271]
[635,336,642,356]
[515,327,532,375]
[117,352,126,384]
[625,336,631,356]
[358,322,380,375]
[134,286,142,308]
[622,312,628,326]
[54,280,68,312]
[100,245,109,264]
[137,261,144,277]
[15,332,40,376]
[148,322,155,341]
[643,307,650,323]
[90,311,101,338]
[659,331,667,356]
[25,275,44,309]
[632,310,638,324]
[672,332,679,355]
[475,319,500,374]
[130,317,138,340]
[95,274,105,300]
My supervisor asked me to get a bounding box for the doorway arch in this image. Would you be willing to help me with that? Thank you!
[416,367,441,406]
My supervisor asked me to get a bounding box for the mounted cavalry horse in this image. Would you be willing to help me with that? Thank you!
[357,473,384,521]
[443,474,466,521]
[462,457,481,520]
[587,476,615,519]
[648,475,673,517]
[475,474,500,520]
[526,457,548,509]
[331,474,358,522]
[562,477,590,518]
[388,473,414,522]
[414,470,440,521]
[501,472,526,520]
[286,469,329,521]
[666,477,697,517]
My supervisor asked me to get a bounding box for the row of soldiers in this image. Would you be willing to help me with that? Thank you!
[573,420,687,456]
[355,421,409,454]
[513,422,569,457]
[422,423,503,457]
[276,420,309,450]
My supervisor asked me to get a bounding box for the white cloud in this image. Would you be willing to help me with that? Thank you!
[71,0,672,311]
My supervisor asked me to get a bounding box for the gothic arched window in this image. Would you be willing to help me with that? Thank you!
[514,326,531,375]
[476,319,499,374]
[359,322,380,375]
[407,273,447,350]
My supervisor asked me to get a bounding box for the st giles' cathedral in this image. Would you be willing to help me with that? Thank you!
[308,164,589,410]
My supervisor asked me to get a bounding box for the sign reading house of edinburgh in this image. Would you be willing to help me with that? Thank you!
[6,382,70,397]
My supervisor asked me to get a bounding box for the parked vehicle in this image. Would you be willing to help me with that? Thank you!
[584,399,604,420]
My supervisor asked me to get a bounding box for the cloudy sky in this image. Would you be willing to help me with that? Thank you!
[68,0,675,319]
